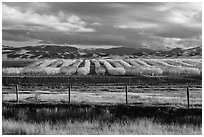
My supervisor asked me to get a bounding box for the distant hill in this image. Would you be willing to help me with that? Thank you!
[94,47,154,55]
[2,44,202,60]
[156,46,202,57]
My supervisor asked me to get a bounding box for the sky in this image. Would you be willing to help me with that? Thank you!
[2,2,202,50]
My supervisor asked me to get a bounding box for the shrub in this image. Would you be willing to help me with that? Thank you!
[21,59,61,75]
[181,59,202,68]
[161,66,200,75]
[117,60,132,68]
[144,59,170,67]
[107,59,124,68]
[117,60,142,76]
[21,68,36,75]
[134,59,151,67]
[181,59,202,74]
[21,67,52,75]
[37,59,57,68]
[59,59,83,75]
[126,59,142,67]
[41,67,60,75]
[162,59,190,67]
[91,59,106,75]
[177,60,196,67]
[125,59,162,76]
[61,59,76,67]
[77,60,91,75]
[48,59,64,68]
[144,59,200,75]
[99,60,125,75]
[2,67,24,75]
[26,60,44,68]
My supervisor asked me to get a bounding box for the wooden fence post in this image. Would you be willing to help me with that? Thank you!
[68,85,71,103]
[16,84,19,103]
[125,85,128,105]
[187,87,190,109]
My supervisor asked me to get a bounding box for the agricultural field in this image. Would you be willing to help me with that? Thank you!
[2,58,202,135]
[2,58,202,76]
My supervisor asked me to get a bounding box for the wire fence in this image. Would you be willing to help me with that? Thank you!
[2,83,202,109]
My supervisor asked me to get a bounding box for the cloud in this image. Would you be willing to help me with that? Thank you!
[3,31,34,41]
[3,39,41,47]
[142,35,202,50]
[114,22,158,29]
[91,22,102,26]
[70,44,122,49]
[2,2,202,50]
[113,2,201,38]
[177,35,202,49]
[163,3,202,28]
[2,4,95,33]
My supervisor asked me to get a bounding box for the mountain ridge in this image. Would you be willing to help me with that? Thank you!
[2,44,202,59]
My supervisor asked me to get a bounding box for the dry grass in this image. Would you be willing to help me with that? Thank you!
[3,86,202,107]
[2,118,201,135]
[2,85,202,135]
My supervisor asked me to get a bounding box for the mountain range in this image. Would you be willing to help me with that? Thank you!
[2,44,202,60]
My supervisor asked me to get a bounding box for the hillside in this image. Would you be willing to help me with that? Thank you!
[2,45,202,60]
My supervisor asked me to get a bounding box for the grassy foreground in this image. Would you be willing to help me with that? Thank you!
[2,103,202,135]
[2,118,201,135]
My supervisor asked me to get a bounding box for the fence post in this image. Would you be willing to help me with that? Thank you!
[187,87,190,109]
[16,84,19,103]
[125,85,128,105]
[68,85,71,103]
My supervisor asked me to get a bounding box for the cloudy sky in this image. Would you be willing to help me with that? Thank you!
[2,2,202,50]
